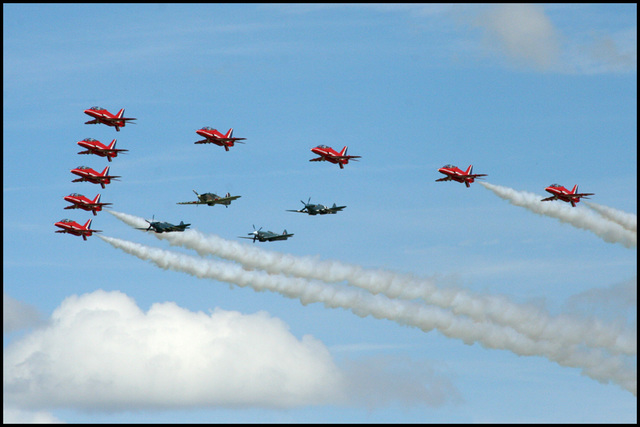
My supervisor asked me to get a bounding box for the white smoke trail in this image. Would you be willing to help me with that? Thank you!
[98,235,637,395]
[585,202,637,233]
[480,182,637,248]
[108,210,637,357]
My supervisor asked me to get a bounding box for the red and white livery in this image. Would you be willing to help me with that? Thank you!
[77,138,128,162]
[541,184,594,207]
[54,218,101,241]
[436,164,487,188]
[63,193,112,216]
[194,127,246,151]
[70,166,120,189]
[309,145,361,169]
[84,106,136,131]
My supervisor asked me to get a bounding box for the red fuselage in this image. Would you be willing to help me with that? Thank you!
[194,127,245,151]
[70,166,118,189]
[197,128,228,148]
[543,184,593,207]
[54,219,98,241]
[309,145,360,169]
[84,107,135,131]
[63,193,109,216]
[77,138,125,162]
[438,166,472,183]
[310,146,341,163]
[436,164,485,188]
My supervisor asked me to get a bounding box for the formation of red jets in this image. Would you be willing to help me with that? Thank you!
[55,107,135,240]
[56,106,594,241]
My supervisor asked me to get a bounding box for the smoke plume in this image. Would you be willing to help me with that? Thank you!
[585,202,637,233]
[99,234,637,395]
[108,210,637,358]
[480,182,636,248]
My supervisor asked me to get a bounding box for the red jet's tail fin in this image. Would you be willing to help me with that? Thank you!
[465,165,473,175]
[339,146,348,156]
[83,219,93,229]
[101,166,110,176]
[116,109,125,119]
[92,194,101,204]
[570,184,578,194]
[225,128,233,138]
[108,139,117,149]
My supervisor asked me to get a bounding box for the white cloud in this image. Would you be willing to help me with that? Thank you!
[474,4,561,71]
[3,289,344,411]
[3,293,43,334]
[2,405,64,424]
[469,4,637,74]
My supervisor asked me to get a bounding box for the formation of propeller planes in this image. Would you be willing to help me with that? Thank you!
[55,106,594,241]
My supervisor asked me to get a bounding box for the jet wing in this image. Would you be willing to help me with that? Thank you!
[77,202,112,208]
[214,195,241,204]
[166,224,190,232]
[78,148,128,155]
[217,138,246,143]
[540,196,557,202]
[325,205,346,213]
[177,201,205,205]
[573,193,595,198]
[435,177,452,182]
[309,157,325,162]
[268,233,294,241]
[101,117,136,122]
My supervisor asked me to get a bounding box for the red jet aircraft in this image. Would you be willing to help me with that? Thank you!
[436,164,487,188]
[194,127,246,151]
[77,138,128,162]
[64,193,112,216]
[541,184,594,207]
[309,145,361,169]
[54,218,101,241]
[84,106,136,131]
[70,166,120,189]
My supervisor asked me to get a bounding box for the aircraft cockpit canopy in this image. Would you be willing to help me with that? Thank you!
[83,138,98,142]
[89,106,105,111]
[68,193,83,197]
[201,126,215,130]
[442,164,456,169]
[60,219,73,223]
[76,166,90,170]
[549,183,562,188]
[316,145,329,148]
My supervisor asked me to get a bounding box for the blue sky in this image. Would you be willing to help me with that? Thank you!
[3,3,636,423]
